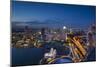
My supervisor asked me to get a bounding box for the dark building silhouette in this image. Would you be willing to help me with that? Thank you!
[41,28,46,41]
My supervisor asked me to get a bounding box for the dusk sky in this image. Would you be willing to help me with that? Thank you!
[11,1,96,29]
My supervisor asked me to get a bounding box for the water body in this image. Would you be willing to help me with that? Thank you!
[12,47,44,66]
[11,42,70,66]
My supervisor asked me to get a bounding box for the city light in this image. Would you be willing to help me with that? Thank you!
[63,26,67,30]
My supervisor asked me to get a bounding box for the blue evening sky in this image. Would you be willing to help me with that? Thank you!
[11,1,96,28]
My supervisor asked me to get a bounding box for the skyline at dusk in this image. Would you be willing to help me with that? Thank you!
[11,1,96,66]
